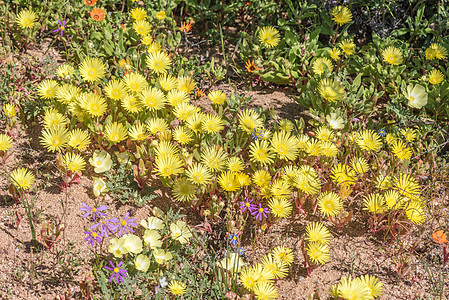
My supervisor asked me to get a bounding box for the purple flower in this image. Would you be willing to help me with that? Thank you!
[84,230,102,246]
[114,212,137,237]
[90,218,118,238]
[229,233,239,246]
[239,198,256,213]
[104,261,127,284]
[80,203,108,221]
[251,203,270,221]
[53,20,66,37]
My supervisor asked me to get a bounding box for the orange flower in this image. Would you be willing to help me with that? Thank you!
[195,89,205,99]
[90,8,105,22]
[433,230,448,244]
[245,60,260,73]
[85,0,97,6]
[180,22,192,33]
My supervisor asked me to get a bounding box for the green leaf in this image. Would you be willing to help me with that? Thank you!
[352,74,362,89]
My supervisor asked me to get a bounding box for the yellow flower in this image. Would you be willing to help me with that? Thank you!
[268,198,292,218]
[168,281,186,296]
[172,177,197,202]
[10,168,35,190]
[425,43,448,60]
[156,11,166,21]
[128,122,150,141]
[350,157,369,174]
[134,254,150,272]
[141,35,153,45]
[79,57,106,82]
[252,169,271,187]
[306,242,329,265]
[261,254,289,279]
[381,46,403,65]
[158,74,178,91]
[208,90,226,105]
[81,93,108,117]
[104,122,128,144]
[240,267,259,291]
[337,276,371,300]
[391,140,412,160]
[154,249,173,264]
[394,173,420,197]
[258,26,280,48]
[154,154,184,178]
[227,157,244,172]
[37,80,59,99]
[405,199,426,225]
[202,114,224,133]
[384,190,403,209]
[272,245,294,266]
[130,7,146,21]
[356,130,383,152]
[295,173,320,195]
[201,146,228,172]
[147,118,169,135]
[104,80,128,101]
[186,163,212,186]
[133,20,152,36]
[170,220,192,244]
[16,10,37,29]
[317,191,342,217]
[146,51,171,74]
[271,179,291,200]
[40,125,69,152]
[147,42,161,53]
[253,282,278,300]
[55,84,81,104]
[328,48,341,61]
[63,152,86,173]
[339,39,356,56]
[305,222,331,245]
[89,150,113,173]
[270,131,298,161]
[405,84,428,109]
[173,126,193,145]
[56,64,75,79]
[166,89,189,107]
[92,177,107,197]
[218,171,239,192]
[312,57,333,75]
[123,72,148,93]
[428,69,444,85]
[331,163,357,187]
[0,134,13,152]
[363,193,386,214]
[318,78,345,102]
[238,109,263,133]
[108,237,128,258]
[140,87,166,110]
[360,275,383,299]
[177,76,195,94]
[122,94,142,113]
[143,229,162,248]
[400,128,417,142]
[3,104,17,118]
[42,108,68,129]
[331,6,352,25]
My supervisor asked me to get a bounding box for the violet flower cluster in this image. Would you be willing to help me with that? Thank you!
[239,198,270,221]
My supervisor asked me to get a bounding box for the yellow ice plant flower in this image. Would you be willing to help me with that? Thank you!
[350,157,369,174]
[405,84,428,109]
[227,157,244,172]
[42,108,68,129]
[104,122,128,144]
[391,140,412,160]
[128,122,150,141]
[143,229,162,248]
[253,282,278,300]
[172,177,196,202]
[381,46,403,65]
[55,84,81,104]
[156,11,166,20]
[89,150,113,173]
[123,72,148,93]
[384,190,402,209]
[252,169,271,187]
[3,104,17,118]
[400,128,417,142]
[271,179,291,200]
[168,281,186,296]
[262,254,289,279]
[337,276,371,300]
[218,171,239,192]
[141,35,153,45]
[177,76,195,94]
[154,154,184,178]
[328,47,341,61]
[360,275,383,298]
[317,191,342,217]
[331,6,352,25]
[122,94,142,113]
[375,174,393,190]
[202,114,224,133]
[81,93,108,117]
[147,118,169,135]
[318,78,345,102]
[238,109,263,133]
[208,90,227,105]
[140,87,166,110]
[173,126,193,145]
[240,267,260,291]
[331,163,357,186]
[307,242,329,265]
[16,10,37,29]
[312,57,333,75]
[146,51,171,74]
[258,26,280,48]
[10,168,35,190]
[305,222,331,245]
[295,173,320,195]
[37,80,59,99]
[363,193,386,214]
[339,39,356,56]
[79,57,106,82]
[186,112,204,133]
[104,80,127,101]
[92,177,107,197]
[63,152,86,173]
[0,134,13,152]
[201,145,228,172]
[270,131,298,161]
[425,43,448,60]
[130,7,147,21]
[249,140,274,165]
[147,41,161,53]
[428,69,444,85]
[272,245,294,266]
[277,119,294,132]
[268,198,292,218]
[133,20,151,36]
[316,126,334,142]
[134,254,150,272]
[394,173,420,197]
[167,91,189,109]
[158,74,178,91]
[170,220,192,244]
[40,125,69,152]
[186,163,212,186]
[155,141,179,158]
[356,130,382,152]
[236,172,251,187]
[405,199,426,225]
[56,64,75,79]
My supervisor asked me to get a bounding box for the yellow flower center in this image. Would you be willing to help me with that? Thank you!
[258,207,263,213]
[121,220,127,226]
[60,26,65,30]
[96,160,103,166]
[154,61,162,69]
[131,83,138,89]
[113,267,119,273]
[92,232,97,238]
[89,69,95,76]
[51,137,61,146]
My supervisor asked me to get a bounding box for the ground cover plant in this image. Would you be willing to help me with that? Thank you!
[0,0,449,299]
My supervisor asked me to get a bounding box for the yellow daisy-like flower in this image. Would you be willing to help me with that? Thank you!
[295,173,320,195]
[123,73,148,93]
[381,46,403,65]
[238,109,263,133]
[16,10,37,29]
[305,222,331,245]
[384,190,403,209]
[133,20,152,36]
[146,51,171,74]
[122,94,142,113]
[425,43,448,60]
[218,171,239,192]
[186,163,212,186]
[272,245,294,266]
[81,93,108,117]
[315,126,334,141]
[428,69,444,85]
[56,64,75,79]
[55,84,81,104]
[258,26,280,48]
[249,140,275,165]
[270,131,299,161]
[262,254,289,279]
[328,47,341,61]
[68,129,90,151]
[253,282,279,300]
[202,114,224,134]
[37,80,59,99]
[337,276,371,300]
[363,193,386,214]
[227,157,244,172]
[141,35,153,45]
[331,6,352,25]
[63,152,86,173]
[277,119,294,132]
[147,118,169,135]
[208,90,227,105]
[201,146,228,172]
[104,122,128,144]
[155,141,179,158]
[360,275,383,299]
[168,280,186,296]
[312,57,333,75]
[79,57,106,82]
[140,87,166,110]
[166,89,190,107]
[405,199,426,225]
[252,169,271,187]
[320,141,337,158]
[158,74,178,91]
[156,11,166,20]
[172,177,196,202]
[154,154,184,178]
[350,157,369,174]
[3,104,17,118]
[240,267,260,291]
[186,112,204,133]
[391,140,412,160]
[318,78,345,102]
[42,107,68,129]
[40,125,69,152]
[236,172,251,187]
[128,122,150,141]
[331,163,357,187]
[268,198,292,218]
[177,76,195,94]
[307,242,329,265]
[0,134,13,152]
[317,191,342,217]
[173,103,197,121]
[173,126,193,145]
[104,80,127,101]
[356,130,383,152]
[400,128,417,142]
[147,41,162,53]
[394,173,420,197]
[339,39,356,56]
[10,168,35,190]
[130,7,147,21]
[271,179,291,200]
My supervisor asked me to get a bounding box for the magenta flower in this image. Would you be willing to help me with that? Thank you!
[239,198,256,213]
[104,261,127,284]
[251,203,270,221]
[80,203,108,221]
[84,230,102,246]
[114,212,137,237]
[53,20,66,37]
[90,217,118,238]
